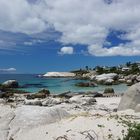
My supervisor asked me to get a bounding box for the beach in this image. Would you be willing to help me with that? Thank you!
[0,92,140,140]
[0,72,140,140]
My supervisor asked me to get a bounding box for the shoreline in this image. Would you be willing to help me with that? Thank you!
[0,74,140,140]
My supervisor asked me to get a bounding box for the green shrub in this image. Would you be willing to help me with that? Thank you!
[123,123,140,140]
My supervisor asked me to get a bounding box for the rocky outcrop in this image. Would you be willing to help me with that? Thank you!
[69,95,96,105]
[42,97,65,106]
[95,73,118,85]
[104,79,114,85]
[26,90,50,99]
[0,92,14,98]
[38,89,50,95]
[24,99,42,106]
[2,80,19,88]
[43,72,75,77]
[7,106,70,139]
[82,71,97,79]
[118,82,140,111]
[96,73,118,81]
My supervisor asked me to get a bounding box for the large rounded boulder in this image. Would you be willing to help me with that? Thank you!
[118,82,140,111]
[2,80,19,88]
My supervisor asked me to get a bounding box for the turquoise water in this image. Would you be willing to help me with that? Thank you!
[0,74,128,94]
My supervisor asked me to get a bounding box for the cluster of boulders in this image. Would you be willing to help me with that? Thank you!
[24,91,98,106]
[78,72,140,86]
[118,74,140,86]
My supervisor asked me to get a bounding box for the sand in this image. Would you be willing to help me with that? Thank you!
[0,97,140,140]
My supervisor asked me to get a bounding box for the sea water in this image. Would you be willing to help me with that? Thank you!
[0,74,128,94]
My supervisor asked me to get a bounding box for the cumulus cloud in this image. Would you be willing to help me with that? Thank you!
[0,0,46,34]
[58,47,74,55]
[1,0,140,56]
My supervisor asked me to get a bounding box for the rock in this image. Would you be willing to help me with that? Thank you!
[118,79,126,83]
[136,75,140,82]
[118,82,140,111]
[43,72,75,77]
[75,82,97,87]
[104,79,114,85]
[126,80,133,86]
[38,89,50,95]
[42,97,63,106]
[9,106,70,135]
[0,112,15,140]
[69,95,96,105]
[54,91,72,99]
[24,99,42,106]
[26,90,50,99]
[2,80,19,88]
[104,88,115,94]
[93,92,103,97]
[0,92,14,98]
[103,88,115,97]
[0,99,5,104]
[135,104,140,112]
[95,73,118,82]
[82,71,97,80]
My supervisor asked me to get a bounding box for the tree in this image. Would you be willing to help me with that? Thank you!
[85,66,89,71]
[126,61,131,67]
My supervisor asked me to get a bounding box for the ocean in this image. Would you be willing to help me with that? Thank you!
[0,74,128,94]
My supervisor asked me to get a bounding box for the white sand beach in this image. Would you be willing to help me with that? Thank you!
[0,96,140,140]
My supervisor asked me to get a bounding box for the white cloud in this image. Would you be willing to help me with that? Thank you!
[24,41,33,46]
[1,0,140,56]
[0,68,16,73]
[58,47,74,55]
[0,0,46,34]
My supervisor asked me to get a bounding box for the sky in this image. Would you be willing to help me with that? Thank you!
[0,0,140,73]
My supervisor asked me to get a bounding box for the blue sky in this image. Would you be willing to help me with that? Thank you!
[0,0,140,73]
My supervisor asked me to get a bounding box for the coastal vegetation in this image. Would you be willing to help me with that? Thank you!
[72,62,140,76]
[123,123,140,140]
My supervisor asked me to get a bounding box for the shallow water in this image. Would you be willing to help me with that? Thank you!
[0,74,128,94]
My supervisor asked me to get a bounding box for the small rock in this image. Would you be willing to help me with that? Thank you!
[24,99,42,106]
[69,95,96,105]
[42,97,63,106]
[38,89,50,95]
[104,88,115,94]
